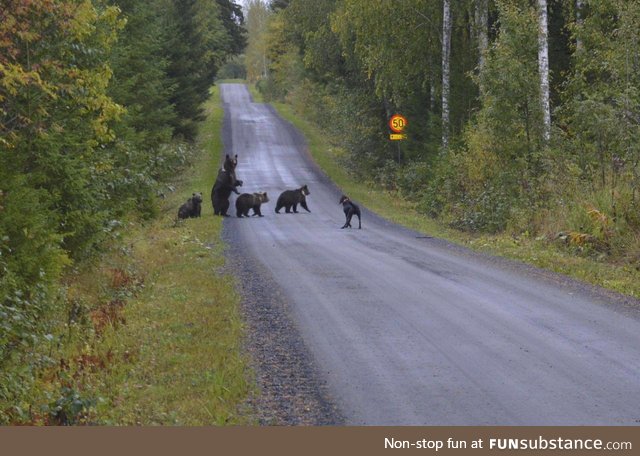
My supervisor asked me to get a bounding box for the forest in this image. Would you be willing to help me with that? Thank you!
[2,0,640,424]
[0,0,245,423]
[245,0,640,258]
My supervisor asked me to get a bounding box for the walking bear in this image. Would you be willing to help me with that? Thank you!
[211,154,243,216]
[178,192,203,219]
[275,185,310,214]
[236,192,269,217]
[339,195,361,229]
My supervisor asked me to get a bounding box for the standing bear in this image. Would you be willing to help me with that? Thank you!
[211,154,243,216]
[236,192,269,217]
[275,185,310,214]
[178,192,203,219]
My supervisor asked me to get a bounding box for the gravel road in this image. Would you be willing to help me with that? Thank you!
[220,83,640,425]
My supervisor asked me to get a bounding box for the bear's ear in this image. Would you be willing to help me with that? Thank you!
[225,154,230,159]
[192,192,196,196]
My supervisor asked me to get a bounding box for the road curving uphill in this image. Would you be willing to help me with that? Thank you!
[220,83,640,425]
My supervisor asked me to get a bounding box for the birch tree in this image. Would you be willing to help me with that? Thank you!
[245,0,271,82]
[576,0,584,51]
[442,0,452,151]
[537,0,551,142]
[475,0,489,73]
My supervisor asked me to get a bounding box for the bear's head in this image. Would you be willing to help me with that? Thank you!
[255,192,269,203]
[300,185,310,196]
[192,192,203,203]
[223,154,238,172]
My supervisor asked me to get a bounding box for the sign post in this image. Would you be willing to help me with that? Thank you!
[389,114,408,140]
[388,114,407,163]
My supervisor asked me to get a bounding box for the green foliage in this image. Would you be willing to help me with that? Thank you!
[217,55,247,80]
[255,0,640,263]
[426,0,545,233]
[244,0,271,82]
[49,386,97,425]
[216,0,247,55]
[1,0,244,422]
[108,0,176,151]
[164,0,235,139]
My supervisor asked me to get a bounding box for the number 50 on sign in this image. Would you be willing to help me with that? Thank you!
[389,114,407,133]
[389,114,407,140]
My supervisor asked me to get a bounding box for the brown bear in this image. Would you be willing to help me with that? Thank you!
[235,192,269,217]
[275,185,310,214]
[178,192,203,219]
[211,154,243,216]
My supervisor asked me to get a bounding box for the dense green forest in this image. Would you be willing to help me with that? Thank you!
[0,0,244,423]
[246,0,640,257]
[2,0,640,424]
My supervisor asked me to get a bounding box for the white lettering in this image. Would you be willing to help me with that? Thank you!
[384,438,409,449]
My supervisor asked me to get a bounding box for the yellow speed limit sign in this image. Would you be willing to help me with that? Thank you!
[389,114,408,133]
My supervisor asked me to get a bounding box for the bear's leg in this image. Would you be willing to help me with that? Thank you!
[285,204,291,213]
[221,199,230,217]
[253,205,263,217]
[292,203,298,213]
[300,200,310,212]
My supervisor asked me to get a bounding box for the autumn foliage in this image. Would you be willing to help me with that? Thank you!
[0,0,244,423]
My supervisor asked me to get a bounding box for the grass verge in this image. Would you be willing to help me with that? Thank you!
[248,84,640,300]
[25,85,254,425]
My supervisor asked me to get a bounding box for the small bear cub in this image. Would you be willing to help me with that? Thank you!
[339,195,361,229]
[236,192,269,217]
[275,185,310,214]
[178,192,203,219]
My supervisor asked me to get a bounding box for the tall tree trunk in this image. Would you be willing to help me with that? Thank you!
[576,0,584,51]
[537,0,551,143]
[475,0,488,73]
[442,0,451,151]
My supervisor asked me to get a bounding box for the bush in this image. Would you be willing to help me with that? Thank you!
[0,176,70,423]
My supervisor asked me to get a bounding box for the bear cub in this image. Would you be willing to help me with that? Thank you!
[236,192,269,217]
[275,185,310,214]
[178,192,203,219]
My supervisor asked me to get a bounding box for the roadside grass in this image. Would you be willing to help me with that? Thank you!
[248,84,640,300]
[98,85,253,424]
[30,85,255,425]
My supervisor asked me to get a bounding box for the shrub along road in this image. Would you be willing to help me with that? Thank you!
[221,83,640,425]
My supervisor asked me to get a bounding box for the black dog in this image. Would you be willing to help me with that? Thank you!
[339,195,361,229]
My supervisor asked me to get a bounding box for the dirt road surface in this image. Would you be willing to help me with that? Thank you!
[220,83,640,425]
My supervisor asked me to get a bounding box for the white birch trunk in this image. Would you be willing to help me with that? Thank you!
[475,0,489,73]
[576,0,584,51]
[442,0,452,151]
[537,0,551,143]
